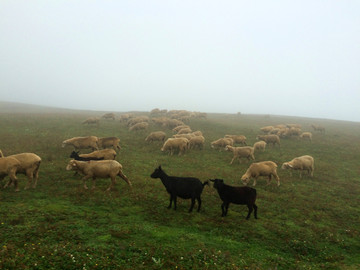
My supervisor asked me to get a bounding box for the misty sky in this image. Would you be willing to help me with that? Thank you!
[1,1,360,121]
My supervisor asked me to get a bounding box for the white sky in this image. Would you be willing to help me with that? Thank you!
[1,1,360,121]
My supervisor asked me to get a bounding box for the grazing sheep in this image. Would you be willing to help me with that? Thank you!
[97,137,121,151]
[177,127,192,134]
[210,178,258,219]
[161,138,189,156]
[225,146,255,164]
[241,161,280,186]
[284,127,302,137]
[311,124,325,133]
[287,124,302,129]
[189,135,205,150]
[300,132,312,142]
[150,166,209,212]
[62,136,99,151]
[82,117,100,126]
[191,131,203,136]
[260,126,274,134]
[127,116,149,127]
[70,151,104,161]
[173,133,195,140]
[145,131,167,143]
[119,114,132,122]
[66,159,131,191]
[211,138,234,151]
[3,152,42,190]
[253,141,267,152]
[0,156,21,191]
[172,125,190,132]
[102,113,116,120]
[281,155,314,178]
[76,149,117,160]
[225,135,247,145]
[256,134,280,147]
[163,119,185,129]
[129,122,149,131]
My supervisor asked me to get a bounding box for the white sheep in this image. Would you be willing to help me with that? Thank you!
[241,161,280,186]
[177,127,192,134]
[172,125,190,132]
[311,124,325,133]
[0,152,41,190]
[145,131,166,143]
[253,141,267,152]
[66,159,131,191]
[127,116,149,127]
[102,113,116,120]
[82,117,100,125]
[78,149,117,160]
[281,155,314,178]
[256,134,280,147]
[260,126,274,134]
[300,132,312,142]
[129,122,149,131]
[161,138,189,156]
[188,135,205,150]
[211,138,234,151]
[0,155,21,191]
[97,137,121,151]
[224,135,247,145]
[225,145,255,164]
[62,136,99,151]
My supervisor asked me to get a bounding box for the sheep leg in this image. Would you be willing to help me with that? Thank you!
[273,173,280,186]
[82,175,91,189]
[253,178,257,186]
[107,176,116,191]
[32,164,40,188]
[221,202,226,217]
[196,197,202,212]
[24,169,33,190]
[224,202,230,216]
[168,195,173,209]
[189,198,195,213]
[246,204,253,220]
[230,157,236,165]
[173,195,177,210]
[253,204,258,219]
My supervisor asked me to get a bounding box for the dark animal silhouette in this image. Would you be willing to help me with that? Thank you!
[210,178,258,219]
[150,165,209,212]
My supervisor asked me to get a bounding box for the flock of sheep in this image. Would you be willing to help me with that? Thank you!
[0,109,324,218]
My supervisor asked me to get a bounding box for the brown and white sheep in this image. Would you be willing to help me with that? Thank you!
[225,145,255,164]
[256,134,280,147]
[129,122,149,131]
[189,136,205,150]
[0,152,42,190]
[300,132,312,142]
[82,117,100,126]
[97,137,121,151]
[77,149,117,160]
[161,138,189,156]
[0,155,21,191]
[224,135,247,145]
[211,138,234,151]
[241,161,280,186]
[145,131,167,143]
[281,155,314,178]
[253,141,267,152]
[66,159,131,191]
[62,136,99,151]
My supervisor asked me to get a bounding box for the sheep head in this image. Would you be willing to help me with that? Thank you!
[150,165,163,178]
[281,163,293,170]
[241,175,250,186]
[66,160,78,171]
[209,178,224,189]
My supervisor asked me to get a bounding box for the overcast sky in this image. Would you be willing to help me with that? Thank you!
[1,1,360,121]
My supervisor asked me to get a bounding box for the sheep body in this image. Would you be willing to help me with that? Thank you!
[211,138,234,151]
[0,156,21,191]
[281,155,314,178]
[300,132,312,142]
[102,113,115,120]
[256,134,280,147]
[150,166,209,212]
[260,126,274,133]
[82,117,99,125]
[70,151,105,161]
[161,138,189,155]
[66,160,131,190]
[241,161,280,186]
[210,178,257,219]
[253,141,267,152]
[129,122,149,131]
[188,136,205,150]
[145,131,166,143]
[225,145,255,164]
[62,136,99,151]
[97,137,121,151]
[78,149,117,160]
[311,124,325,133]
[225,135,247,145]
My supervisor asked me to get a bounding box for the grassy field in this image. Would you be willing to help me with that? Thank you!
[0,107,359,269]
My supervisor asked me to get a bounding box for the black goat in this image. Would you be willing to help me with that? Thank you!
[210,178,258,219]
[70,151,104,161]
[150,165,209,212]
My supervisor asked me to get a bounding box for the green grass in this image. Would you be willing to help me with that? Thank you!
[0,110,359,269]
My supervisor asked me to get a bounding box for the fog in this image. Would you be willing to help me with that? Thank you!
[1,1,360,121]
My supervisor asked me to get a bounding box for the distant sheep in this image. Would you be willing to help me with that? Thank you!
[224,135,247,145]
[127,116,149,127]
[172,125,190,132]
[177,127,192,134]
[189,136,205,150]
[300,132,312,142]
[66,159,131,191]
[253,141,267,152]
[75,149,117,160]
[62,136,99,151]
[150,165,209,212]
[241,161,280,186]
[145,131,167,143]
[225,145,255,164]
[0,153,21,191]
[210,178,258,219]
[281,155,314,178]
[287,124,302,129]
[102,113,116,120]
[311,124,325,133]
[129,122,149,131]
[260,126,274,134]
[0,152,42,190]
[256,134,280,147]
[82,117,99,126]
[161,138,189,156]
[97,137,121,151]
[211,138,234,151]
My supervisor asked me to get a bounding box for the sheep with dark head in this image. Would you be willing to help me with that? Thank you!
[210,178,258,219]
[150,166,209,212]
